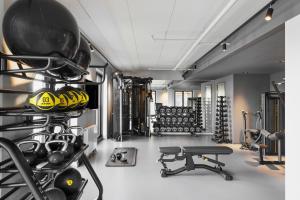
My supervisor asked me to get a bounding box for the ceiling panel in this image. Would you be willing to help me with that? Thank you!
[57,0,271,71]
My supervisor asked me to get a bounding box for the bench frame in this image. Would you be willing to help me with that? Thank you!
[158,148,233,181]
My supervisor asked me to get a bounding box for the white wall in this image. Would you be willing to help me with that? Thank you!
[233,74,270,143]
[286,14,300,200]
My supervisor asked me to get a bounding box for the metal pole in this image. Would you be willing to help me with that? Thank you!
[120,86,123,142]
[80,154,103,200]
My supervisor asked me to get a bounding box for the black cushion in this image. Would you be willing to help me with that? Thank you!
[182,146,233,155]
[159,146,181,154]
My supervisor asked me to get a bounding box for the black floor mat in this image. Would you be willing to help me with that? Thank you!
[106,147,137,167]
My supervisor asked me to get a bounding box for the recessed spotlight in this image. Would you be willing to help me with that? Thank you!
[265,5,273,21]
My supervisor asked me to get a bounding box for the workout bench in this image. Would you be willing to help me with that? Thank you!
[158,146,233,180]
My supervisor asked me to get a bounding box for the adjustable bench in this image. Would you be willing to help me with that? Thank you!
[158,146,233,180]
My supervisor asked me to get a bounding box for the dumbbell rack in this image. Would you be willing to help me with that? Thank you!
[153,103,203,136]
[203,98,212,132]
[212,96,231,143]
[0,52,105,200]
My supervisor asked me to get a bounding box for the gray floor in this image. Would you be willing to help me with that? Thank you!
[79,135,285,200]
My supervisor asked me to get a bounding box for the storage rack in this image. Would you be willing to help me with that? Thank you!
[0,52,105,200]
[212,96,231,143]
[153,102,204,136]
[203,97,212,132]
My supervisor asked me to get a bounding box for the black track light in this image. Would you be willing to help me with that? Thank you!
[265,5,273,21]
[89,42,95,52]
[221,43,227,52]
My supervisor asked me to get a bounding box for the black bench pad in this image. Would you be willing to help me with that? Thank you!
[182,146,233,155]
[159,147,181,154]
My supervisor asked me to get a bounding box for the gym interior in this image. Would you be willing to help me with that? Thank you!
[0,0,299,199]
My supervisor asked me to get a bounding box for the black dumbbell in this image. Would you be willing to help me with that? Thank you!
[171,107,177,114]
[177,126,183,132]
[166,117,171,123]
[183,117,189,123]
[160,126,166,132]
[160,107,166,114]
[166,107,171,114]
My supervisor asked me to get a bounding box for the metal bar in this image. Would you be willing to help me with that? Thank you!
[0,182,27,188]
[0,173,18,185]
[0,115,50,131]
[0,89,32,94]
[80,154,103,200]
[0,158,12,167]
[0,58,52,74]
[0,137,45,200]
[0,187,21,200]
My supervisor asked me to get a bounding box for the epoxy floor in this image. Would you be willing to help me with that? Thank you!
[78,135,285,200]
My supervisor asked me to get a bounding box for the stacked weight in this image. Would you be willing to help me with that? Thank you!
[212,96,231,143]
[154,105,203,135]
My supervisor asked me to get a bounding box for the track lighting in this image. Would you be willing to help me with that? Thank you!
[265,5,273,21]
[89,42,95,52]
[221,42,229,52]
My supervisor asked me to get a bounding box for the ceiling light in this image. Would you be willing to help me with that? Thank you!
[265,5,273,21]
[222,43,227,52]
[221,42,230,52]
[89,42,95,52]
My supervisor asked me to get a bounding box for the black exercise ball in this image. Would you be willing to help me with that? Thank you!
[2,0,80,68]
[50,37,91,78]
[73,37,91,70]
[44,188,67,200]
[54,168,82,195]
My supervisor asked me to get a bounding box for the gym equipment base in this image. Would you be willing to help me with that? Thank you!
[158,146,233,180]
[106,147,137,167]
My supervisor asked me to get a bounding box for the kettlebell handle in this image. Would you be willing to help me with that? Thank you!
[17,140,41,152]
[32,131,52,141]
[46,124,65,134]
[67,126,84,135]
[56,133,76,143]
[45,140,68,152]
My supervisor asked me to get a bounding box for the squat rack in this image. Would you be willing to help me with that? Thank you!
[0,51,105,200]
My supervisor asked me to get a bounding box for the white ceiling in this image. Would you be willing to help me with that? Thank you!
[58,0,271,71]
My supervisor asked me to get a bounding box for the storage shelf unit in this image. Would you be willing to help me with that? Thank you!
[0,51,104,200]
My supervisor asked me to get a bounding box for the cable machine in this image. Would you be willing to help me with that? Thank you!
[113,73,152,141]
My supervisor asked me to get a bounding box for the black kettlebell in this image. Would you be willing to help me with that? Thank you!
[44,187,67,200]
[17,140,41,166]
[67,126,84,151]
[45,140,68,166]
[56,134,76,159]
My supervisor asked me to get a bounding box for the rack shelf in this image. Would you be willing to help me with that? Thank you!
[0,145,88,174]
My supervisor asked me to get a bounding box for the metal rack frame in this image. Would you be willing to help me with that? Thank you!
[0,51,105,199]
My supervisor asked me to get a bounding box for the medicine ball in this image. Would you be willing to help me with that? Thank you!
[77,88,89,109]
[2,0,80,68]
[28,88,60,112]
[57,86,82,110]
[51,37,91,78]
[54,168,82,195]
